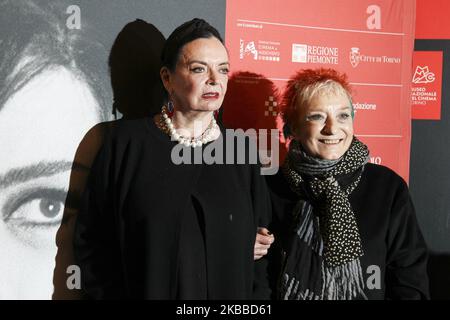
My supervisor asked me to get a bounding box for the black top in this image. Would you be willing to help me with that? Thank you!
[176,195,207,299]
[266,163,430,299]
[74,117,272,299]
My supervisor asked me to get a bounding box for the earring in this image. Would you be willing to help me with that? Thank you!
[167,91,175,113]
[167,100,174,113]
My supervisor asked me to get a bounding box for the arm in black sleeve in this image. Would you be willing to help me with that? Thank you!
[73,130,126,299]
[385,179,430,299]
[251,162,273,300]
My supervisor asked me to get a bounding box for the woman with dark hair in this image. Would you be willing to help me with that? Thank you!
[263,68,429,300]
[74,18,271,299]
[0,0,112,299]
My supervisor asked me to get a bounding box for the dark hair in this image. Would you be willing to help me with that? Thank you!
[108,19,165,118]
[161,18,223,72]
[0,0,111,120]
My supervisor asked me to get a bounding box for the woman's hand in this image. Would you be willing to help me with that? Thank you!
[254,227,274,260]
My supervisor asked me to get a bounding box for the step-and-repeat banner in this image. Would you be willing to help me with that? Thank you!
[223,0,416,182]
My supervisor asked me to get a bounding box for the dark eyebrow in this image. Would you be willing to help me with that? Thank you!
[0,161,73,189]
[188,60,229,66]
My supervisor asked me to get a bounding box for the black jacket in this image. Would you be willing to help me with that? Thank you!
[74,117,271,299]
[266,163,430,299]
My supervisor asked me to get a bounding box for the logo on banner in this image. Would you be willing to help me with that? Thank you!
[411,51,442,120]
[239,39,280,62]
[349,47,400,68]
[240,39,258,60]
[264,96,278,117]
[412,66,435,84]
[292,44,307,63]
[350,47,361,67]
[292,44,338,64]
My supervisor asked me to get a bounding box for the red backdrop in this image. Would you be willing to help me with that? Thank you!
[223,0,416,182]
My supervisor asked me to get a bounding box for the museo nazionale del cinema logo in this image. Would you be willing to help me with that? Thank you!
[349,47,401,68]
[412,65,436,84]
[411,65,437,106]
[291,43,339,65]
[239,39,281,62]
